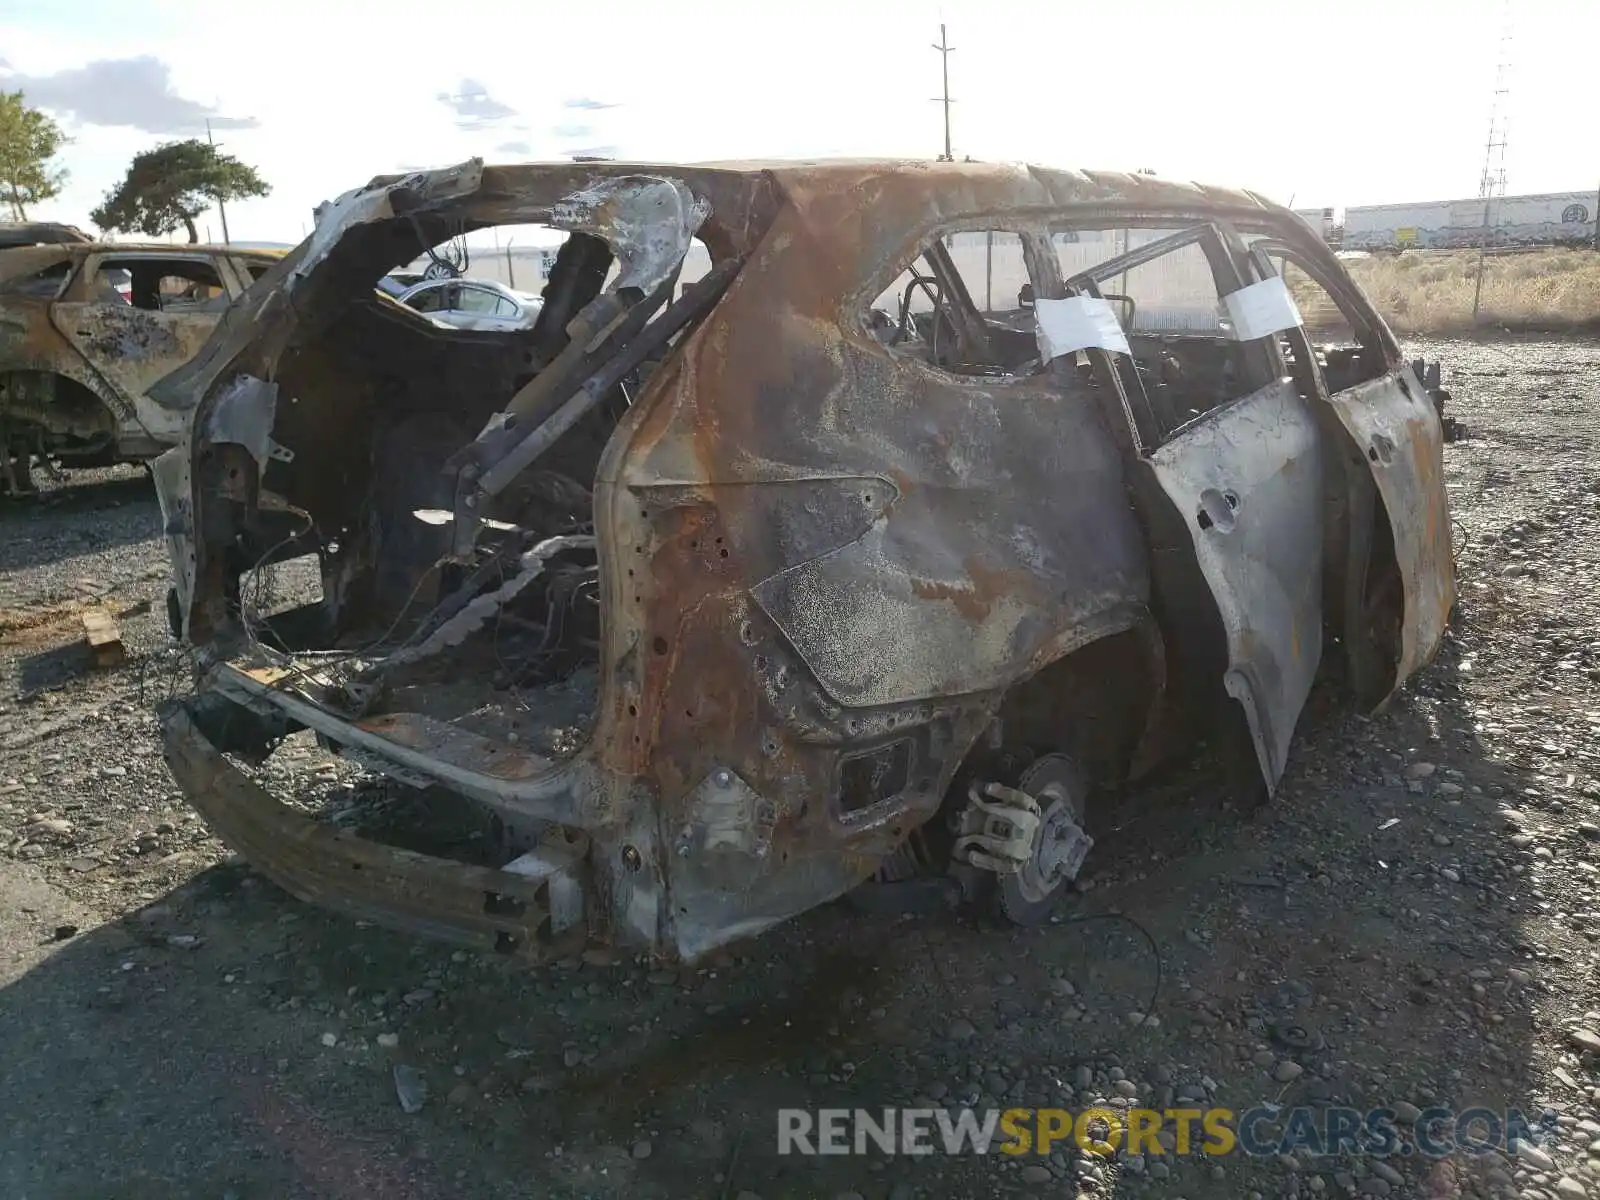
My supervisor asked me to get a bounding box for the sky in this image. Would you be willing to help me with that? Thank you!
[1,0,1593,245]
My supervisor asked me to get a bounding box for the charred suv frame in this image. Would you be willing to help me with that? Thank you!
[154,159,1453,962]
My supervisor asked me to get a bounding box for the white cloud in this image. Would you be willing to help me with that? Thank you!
[2,0,1593,244]
[1,55,259,134]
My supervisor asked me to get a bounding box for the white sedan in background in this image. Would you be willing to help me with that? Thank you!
[396,277,543,331]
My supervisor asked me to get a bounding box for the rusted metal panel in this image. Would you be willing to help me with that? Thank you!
[1145,379,1325,791]
[49,300,217,423]
[1327,367,1456,698]
[159,699,565,958]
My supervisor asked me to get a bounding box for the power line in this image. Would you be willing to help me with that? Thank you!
[203,117,255,245]
[931,23,955,162]
[1472,0,1514,324]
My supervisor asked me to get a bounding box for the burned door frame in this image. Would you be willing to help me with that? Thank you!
[1242,238,1454,706]
[1051,220,1325,793]
[49,250,243,452]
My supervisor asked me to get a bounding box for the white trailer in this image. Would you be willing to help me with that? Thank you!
[1343,190,1597,251]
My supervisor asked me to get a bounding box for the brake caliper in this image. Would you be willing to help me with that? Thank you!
[952,781,1042,875]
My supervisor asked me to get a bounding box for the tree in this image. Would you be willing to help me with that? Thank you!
[92,139,269,243]
[0,91,69,221]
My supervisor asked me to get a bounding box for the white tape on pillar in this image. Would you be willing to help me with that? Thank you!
[1033,295,1132,361]
[1220,276,1304,341]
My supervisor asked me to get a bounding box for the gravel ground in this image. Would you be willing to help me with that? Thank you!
[2,338,1600,1199]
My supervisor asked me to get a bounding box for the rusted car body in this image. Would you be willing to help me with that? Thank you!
[154,159,1453,962]
[0,241,281,491]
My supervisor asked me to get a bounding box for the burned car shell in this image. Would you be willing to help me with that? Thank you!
[154,159,1453,962]
[0,241,281,478]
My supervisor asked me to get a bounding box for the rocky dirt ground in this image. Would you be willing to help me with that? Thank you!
[2,337,1600,1200]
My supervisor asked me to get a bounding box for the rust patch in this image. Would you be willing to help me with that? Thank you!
[353,712,560,782]
[78,305,181,360]
[909,575,991,620]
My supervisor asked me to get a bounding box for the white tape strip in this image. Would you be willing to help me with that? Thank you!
[1220,276,1304,341]
[1034,295,1132,360]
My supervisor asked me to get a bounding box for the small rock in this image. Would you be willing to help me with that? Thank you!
[376,1033,399,1049]
[1114,1080,1139,1099]
[1516,1141,1555,1170]
[1404,761,1437,781]
[1440,868,1461,883]
[1274,1060,1304,1082]
[447,1082,473,1107]
[320,1032,337,1047]
[1568,1028,1600,1055]
[1020,1164,1052,1184]
[1555,1178,1588,1199]
[631,1139,652,1159]
[948,1018,976,1042]
[393,1064,427,1113]
[1370,1159,1404,1185]
[1048,978,1076,998]
[1393,1101,1422,1124]
[401,988,434,1006]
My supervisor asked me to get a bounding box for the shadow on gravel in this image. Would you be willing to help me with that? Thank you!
[1,473,160,573]
[0,629,1557,1200]
[14,641,100,696]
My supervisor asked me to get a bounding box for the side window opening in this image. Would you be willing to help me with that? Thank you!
[867,230,1044,380]
[95,258,228,313]
[457,285,503,316]
[0,259,72,298]
[406,283,451,314]
[1246,239,1388,397]
[1052,224,1282,447]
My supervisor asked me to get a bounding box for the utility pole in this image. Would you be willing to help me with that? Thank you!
[206,118,231,245]
[1593,177,1599,251]
[1471,0,1513,324]
[931,24,955,162]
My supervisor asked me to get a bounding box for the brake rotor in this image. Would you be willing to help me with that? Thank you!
[998,753,1091,925]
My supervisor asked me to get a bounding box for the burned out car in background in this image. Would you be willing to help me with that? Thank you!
[153,159,1453,962]
[0,240,281,493]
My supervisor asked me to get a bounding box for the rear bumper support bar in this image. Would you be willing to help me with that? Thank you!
[158,698,575,959]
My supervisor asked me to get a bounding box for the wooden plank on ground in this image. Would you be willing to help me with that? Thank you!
[80,608,124,668]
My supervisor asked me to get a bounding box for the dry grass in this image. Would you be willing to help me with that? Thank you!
[1326,248,1600,335]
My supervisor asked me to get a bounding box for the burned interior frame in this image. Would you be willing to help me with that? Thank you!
[152,161,1454,963]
